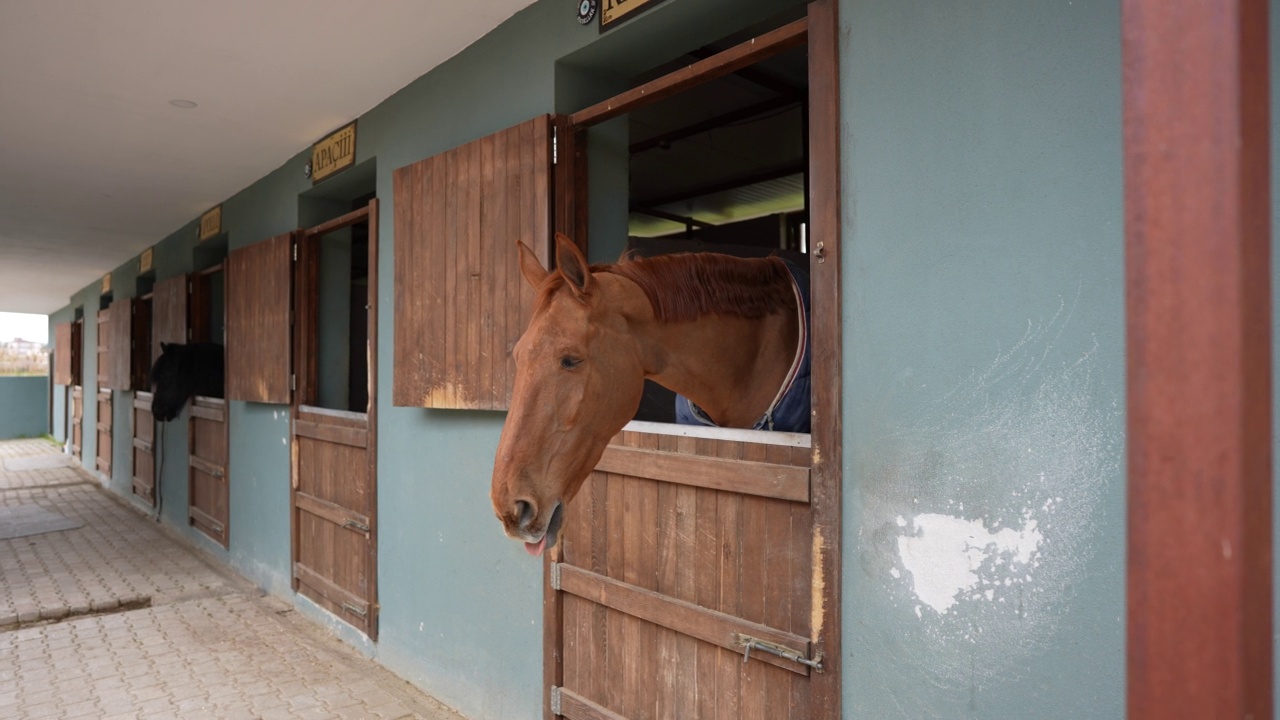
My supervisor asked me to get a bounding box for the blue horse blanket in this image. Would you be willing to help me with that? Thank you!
[674,258,811,433]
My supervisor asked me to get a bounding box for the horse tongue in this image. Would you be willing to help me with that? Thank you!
[525,537,546,557]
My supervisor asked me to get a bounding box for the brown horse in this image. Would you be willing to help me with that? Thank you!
[490,233,810,556]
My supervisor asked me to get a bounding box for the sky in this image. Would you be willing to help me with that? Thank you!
[0,312,48,344]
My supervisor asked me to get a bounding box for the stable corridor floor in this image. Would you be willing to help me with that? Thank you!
[0,438,466,720]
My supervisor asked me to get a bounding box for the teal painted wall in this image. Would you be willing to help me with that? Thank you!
[0,376,49,440]
[840,0,1125,716]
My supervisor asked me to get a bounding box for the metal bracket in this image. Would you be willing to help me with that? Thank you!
[735,633,823,671]
[343,519,370,533]
[341,602,368,618]
[549,686,563,716]
[549,562,561,591]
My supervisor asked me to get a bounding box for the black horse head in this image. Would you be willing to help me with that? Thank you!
[150,342,225,422]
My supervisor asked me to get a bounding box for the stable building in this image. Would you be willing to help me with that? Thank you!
[23,0,1273,718]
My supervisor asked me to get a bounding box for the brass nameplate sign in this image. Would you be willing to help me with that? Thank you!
[312,122,356,183]
[200,205,222,241]
[601,0,666,29]
[101,274,111,294]
[139,248,154,273]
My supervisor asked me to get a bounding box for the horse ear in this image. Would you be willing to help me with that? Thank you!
[517,240,550,289]
[555,233,593,297]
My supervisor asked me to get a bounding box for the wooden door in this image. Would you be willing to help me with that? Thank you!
[96,309,112,476]
[188,396,228,545]
[70,319,83,458]
[132,393,156,505]
[71,386,83,460]
[546,4,841,718]
[188,269,229,547]
[291,200,379,638]
[131,296,155,504]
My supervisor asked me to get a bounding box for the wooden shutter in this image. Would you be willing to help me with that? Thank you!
[226,232,294,403]
[96,309,110,387]
[105,299,133,391]
[392,115,553,410]
[54,323,73,385]
[152,274,188,365]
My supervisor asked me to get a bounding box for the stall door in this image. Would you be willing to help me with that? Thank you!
[132,393,156,505]
[70,386,83,460]
[131,296,155,505]
[96,308,112,477]
[96,389,112,476]
[188,266,229,546]
[291,200,379,638]
[188,396,228,545]
[546,3,842,718]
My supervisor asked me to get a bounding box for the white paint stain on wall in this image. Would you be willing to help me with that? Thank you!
[897,512,1043,614]
[862,295,1121,688]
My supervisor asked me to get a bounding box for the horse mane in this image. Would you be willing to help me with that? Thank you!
[538,252,795,323]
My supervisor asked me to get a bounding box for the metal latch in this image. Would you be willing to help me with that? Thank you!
[735,633,822,671]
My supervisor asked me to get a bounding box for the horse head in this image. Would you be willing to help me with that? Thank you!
[150,342,225,422]
[490,234,649,556]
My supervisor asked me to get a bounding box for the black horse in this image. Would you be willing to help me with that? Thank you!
[150,342,225,422]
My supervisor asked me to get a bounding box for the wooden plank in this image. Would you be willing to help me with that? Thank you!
[303,205,369,238]
[189,506,225,535]
[190,404,224,422]
[555,687,630,720]
[570,19,807,128]
[294,562,369,615]
[806,1,843,716]
[365,196,381,641]
[189,454,224,478]
[1123,0,1272,716]
[557,564,810,676]
[294,419,367,448]
[295,490,369,532]
[226,232,293,403]
[595,445,809,502]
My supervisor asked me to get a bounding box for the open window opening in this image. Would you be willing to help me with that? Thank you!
[596,24,812,436]
[298,161,377,414]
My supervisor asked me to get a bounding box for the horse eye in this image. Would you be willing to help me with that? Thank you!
[560,356,581,370]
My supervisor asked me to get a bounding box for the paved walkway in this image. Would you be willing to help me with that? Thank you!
[0,438,466,720]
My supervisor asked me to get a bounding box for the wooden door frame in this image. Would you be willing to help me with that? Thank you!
[290,198,380,638]
[1123,0,1272,716]
[188,265,231,547]
[547,2,841,716]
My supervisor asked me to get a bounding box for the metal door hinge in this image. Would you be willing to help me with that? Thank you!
[293,243,298,261]
[343,519,370,533]
[549,562,561,591]
[735,633,823,671]
[342,602,368,619]
[552,126,558,165]
[550,686,562,716]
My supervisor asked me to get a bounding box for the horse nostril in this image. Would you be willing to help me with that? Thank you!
[514,499,537,529]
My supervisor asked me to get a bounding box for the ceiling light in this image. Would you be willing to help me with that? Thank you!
[169,99,198,109]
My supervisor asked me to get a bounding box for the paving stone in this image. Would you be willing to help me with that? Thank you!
[0,438,471,720]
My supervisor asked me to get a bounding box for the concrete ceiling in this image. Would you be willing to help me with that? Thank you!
[0,0,535,314]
